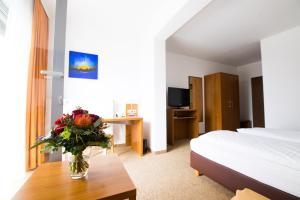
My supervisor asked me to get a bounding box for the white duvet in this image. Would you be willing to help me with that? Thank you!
[190,130,300,197]
[237,128,300,144]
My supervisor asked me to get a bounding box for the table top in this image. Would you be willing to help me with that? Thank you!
[232,188,269,200]
[103,117,143,123]
[13,155,136,200]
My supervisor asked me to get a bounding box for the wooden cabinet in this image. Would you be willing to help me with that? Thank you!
[204,72,240,132]
[167,109,199,145]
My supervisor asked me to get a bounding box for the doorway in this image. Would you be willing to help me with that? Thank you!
[251,76,265,127]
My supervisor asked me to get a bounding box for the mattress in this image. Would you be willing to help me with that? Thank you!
[190,130,300,197]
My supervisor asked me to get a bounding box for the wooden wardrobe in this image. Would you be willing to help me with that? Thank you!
[204,72,240,132]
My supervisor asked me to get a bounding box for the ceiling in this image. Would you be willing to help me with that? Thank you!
[166,0,300,66]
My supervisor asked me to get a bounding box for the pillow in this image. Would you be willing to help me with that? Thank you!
[237,128,300,143]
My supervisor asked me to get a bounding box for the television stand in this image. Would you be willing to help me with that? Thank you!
[167,108,199,145]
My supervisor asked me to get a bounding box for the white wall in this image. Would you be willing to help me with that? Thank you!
[151,0,213,151]
[63,0,213,151]
[166,51,237,133]
[0,0,33,199]
[237,61,262,123]
[64,0,164,146]
[261,26,300,131]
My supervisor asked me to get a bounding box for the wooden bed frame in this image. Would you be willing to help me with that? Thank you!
[190,151,300,200]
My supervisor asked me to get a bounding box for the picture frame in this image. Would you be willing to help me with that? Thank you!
[69,51,98,80]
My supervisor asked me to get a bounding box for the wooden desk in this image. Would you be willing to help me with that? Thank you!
[103,117,143,156]
[13,155,136,200]
[167,109,198,145]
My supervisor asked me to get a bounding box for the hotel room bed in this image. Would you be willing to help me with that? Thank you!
[190,129,300,200]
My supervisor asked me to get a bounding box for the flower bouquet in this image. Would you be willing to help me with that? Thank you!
[32,107,110,179]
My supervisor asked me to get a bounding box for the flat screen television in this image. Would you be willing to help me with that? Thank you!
[168,87,190,107]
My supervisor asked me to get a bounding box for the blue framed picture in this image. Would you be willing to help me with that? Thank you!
[69,51,98,80]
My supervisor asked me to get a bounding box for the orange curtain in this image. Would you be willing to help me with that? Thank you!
[25,0,49,171]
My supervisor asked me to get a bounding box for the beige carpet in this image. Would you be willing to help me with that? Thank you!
[115,140,234,200]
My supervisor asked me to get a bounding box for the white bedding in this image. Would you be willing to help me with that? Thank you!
[237,128,300,144]
[190,130,300,197]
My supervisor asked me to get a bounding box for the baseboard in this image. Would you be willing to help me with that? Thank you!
[114,144,167,155]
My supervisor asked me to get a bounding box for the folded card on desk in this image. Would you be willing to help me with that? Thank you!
[127,109,137,116]
[126,104,138,117]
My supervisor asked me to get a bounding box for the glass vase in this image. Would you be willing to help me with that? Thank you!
[67,153,89,179]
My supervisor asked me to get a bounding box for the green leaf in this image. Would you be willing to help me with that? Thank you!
[31,137,53,149]
[93,119,101,128]
[87,141,109,148]
[78,136,85,145]
[83,131,91,135]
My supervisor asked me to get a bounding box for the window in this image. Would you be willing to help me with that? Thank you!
[0,0,9,36]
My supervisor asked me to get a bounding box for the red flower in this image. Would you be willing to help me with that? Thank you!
[54,116,63,125]
[54,123,65,135]
[89,114,99,122]
[74,114,93,127]
[72,109,88,119]
[54,114,71,125]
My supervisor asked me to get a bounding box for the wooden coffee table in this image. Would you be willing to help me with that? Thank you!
[13,155,136,200]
